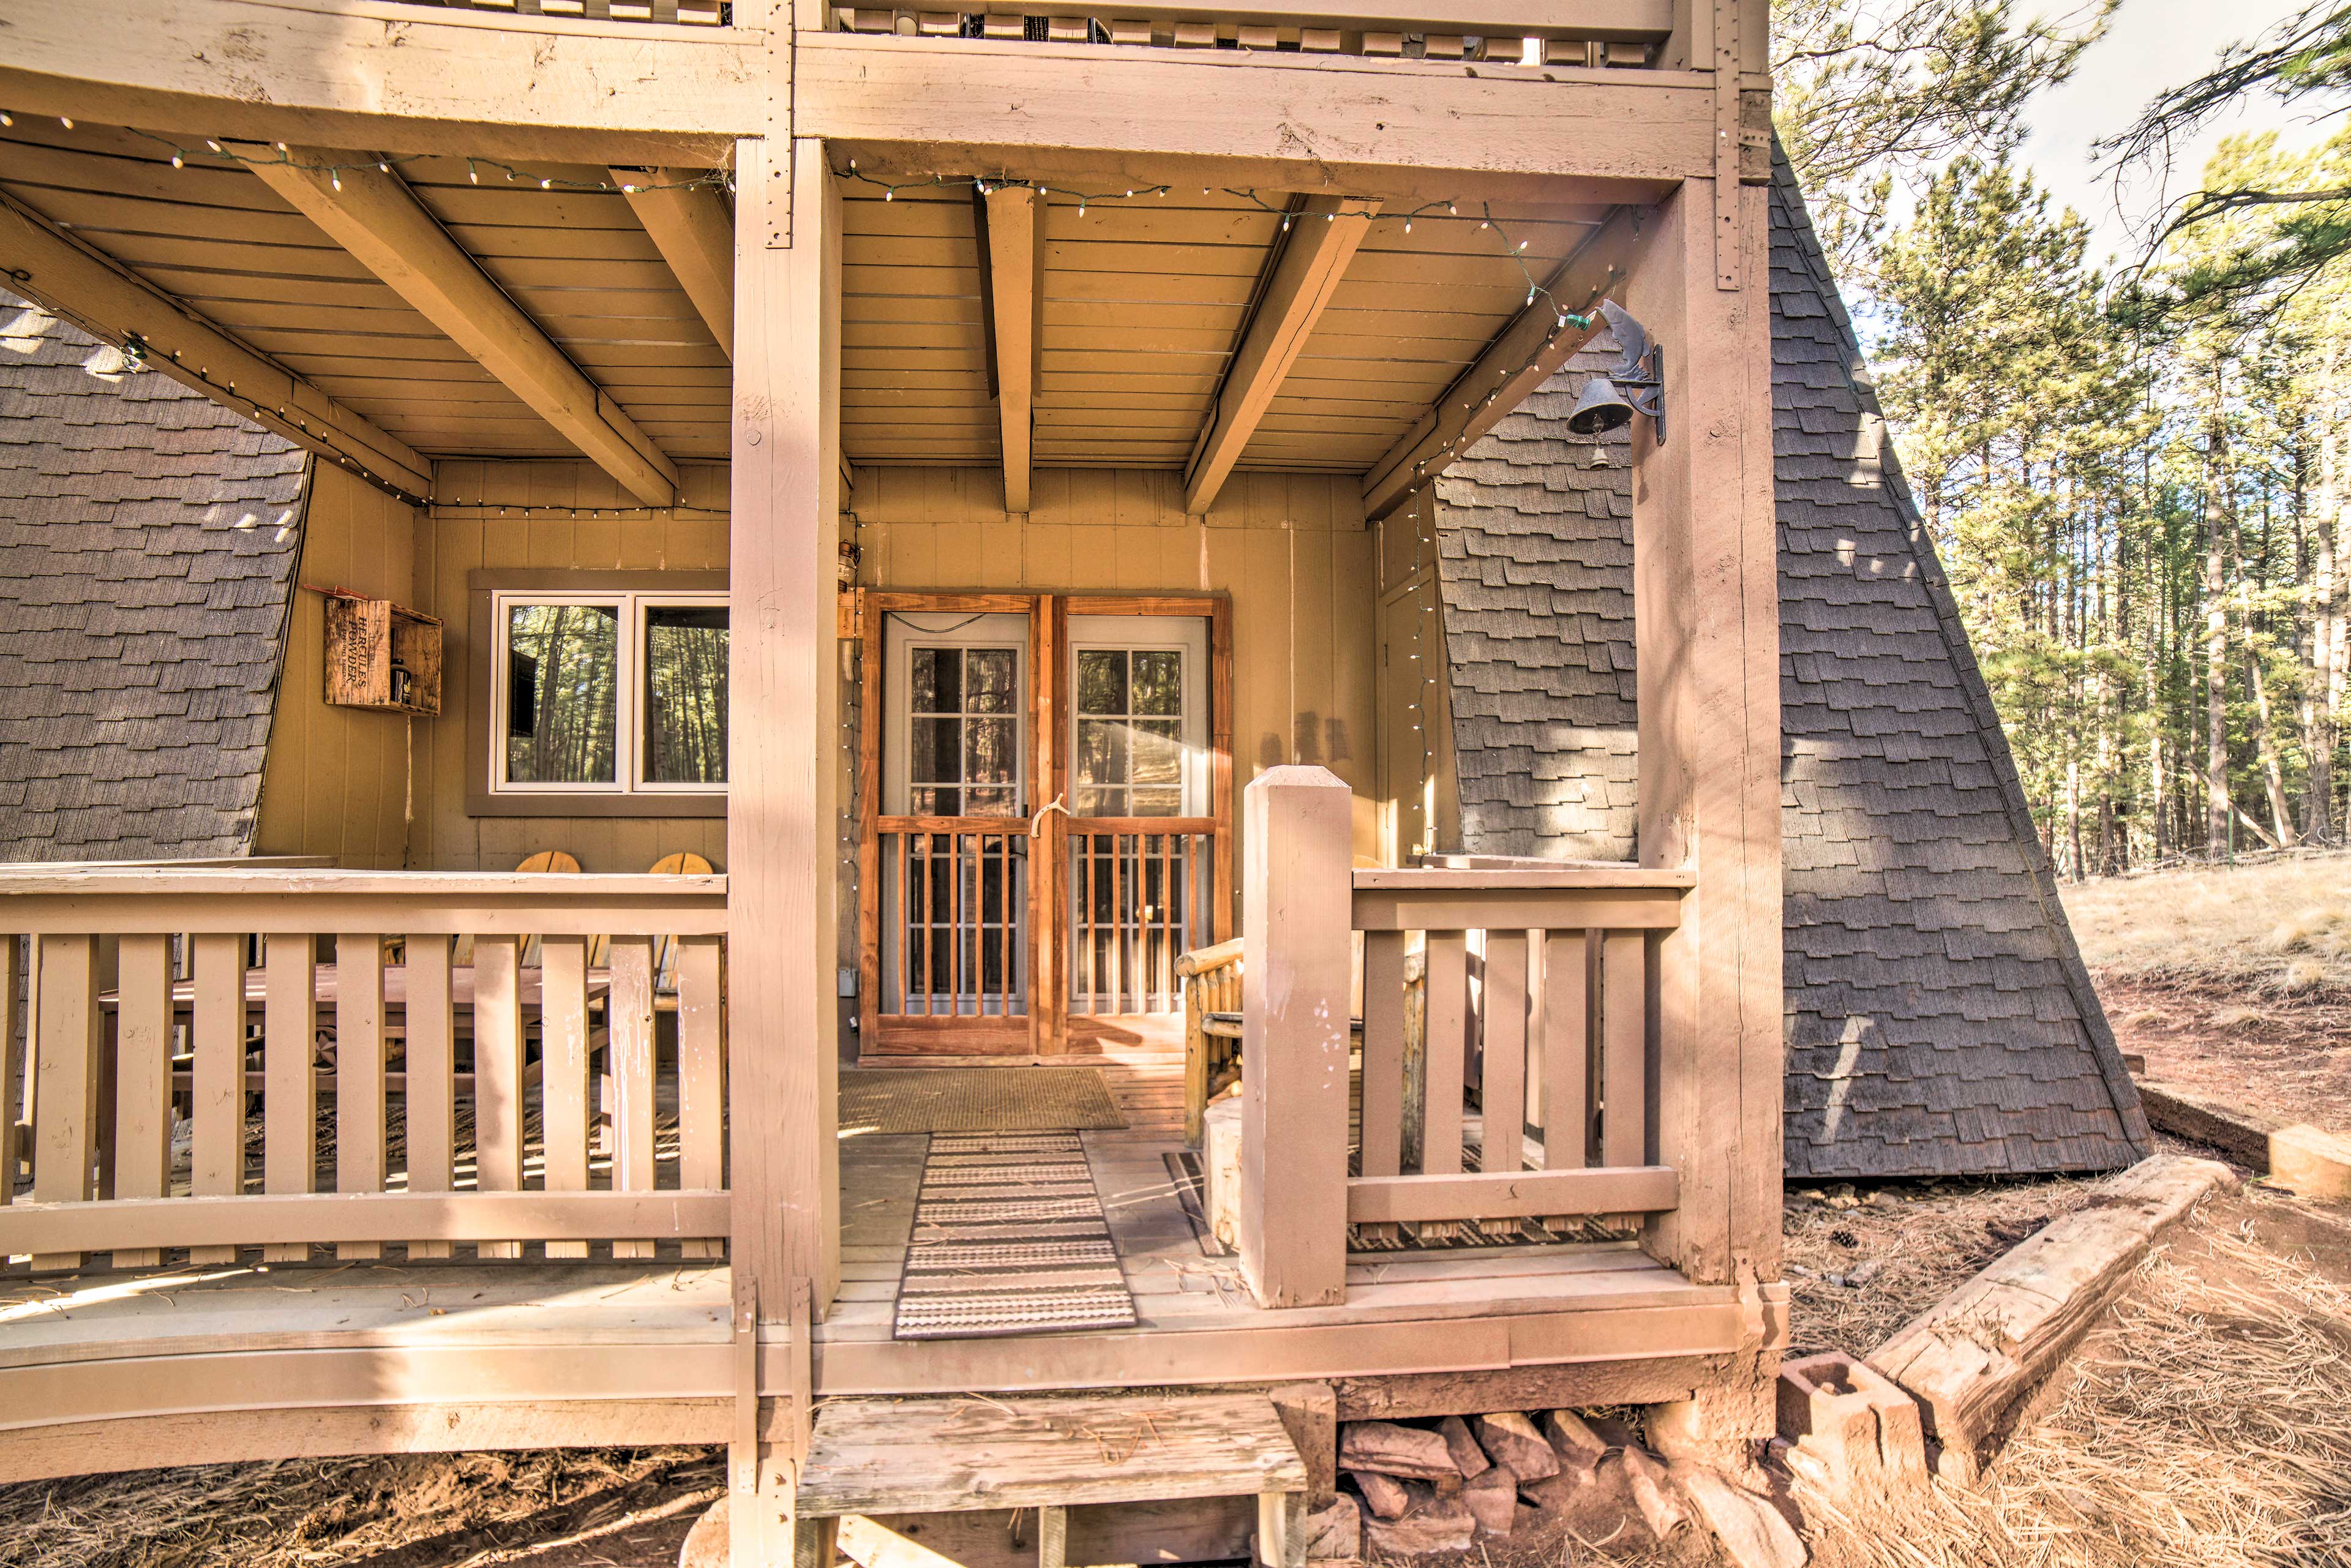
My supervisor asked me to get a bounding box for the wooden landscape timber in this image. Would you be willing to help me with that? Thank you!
[2134,1081,2351,1200]
[0,0,1807,1549]
[1867,1154,2237,1484]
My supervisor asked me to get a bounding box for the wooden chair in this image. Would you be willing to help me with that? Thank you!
[1176,938,1243,1147]
[647,851,713,991]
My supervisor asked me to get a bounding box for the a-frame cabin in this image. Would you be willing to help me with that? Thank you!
[0,1,1793,1558]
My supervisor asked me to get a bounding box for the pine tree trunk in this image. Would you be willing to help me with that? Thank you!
[2312,416,2342,841]
[2205,376,2233,856]
[2247,645,2300,847]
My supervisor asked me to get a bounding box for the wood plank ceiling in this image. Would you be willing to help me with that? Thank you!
[2,118,1609,493]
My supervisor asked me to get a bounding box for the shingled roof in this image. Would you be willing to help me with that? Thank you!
[1430,154,2151,1180]
[0,291,309,861]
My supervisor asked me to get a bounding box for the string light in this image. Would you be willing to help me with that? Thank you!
[91,127,735,196]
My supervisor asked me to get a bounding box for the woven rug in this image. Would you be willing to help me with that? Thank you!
[840,1068,1126,1135]
[892,1131,1139,1340]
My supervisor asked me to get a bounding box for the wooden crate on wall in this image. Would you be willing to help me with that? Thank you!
[324,595,443,716]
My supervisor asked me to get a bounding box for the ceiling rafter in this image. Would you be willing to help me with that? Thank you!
[982,184,1048,514]
[613,168,737,363]
[246,146,681,508]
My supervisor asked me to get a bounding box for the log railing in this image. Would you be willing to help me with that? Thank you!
[0,869,728,1275]
[820,0,1669,64]
[1230,766,1687,1308]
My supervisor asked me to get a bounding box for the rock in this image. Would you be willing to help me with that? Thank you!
[1303,1495,1362,1561]
[1352,1470,1412,1520]
[1339,1420,1458,1480]
[1543,1409,1608,1468]
[1619,1447,1692,1540]
[1845,1259,1886,1288]
[1524,1457,1643,1545]
[1674,1466,1807,1568]
[1437,1414,1491,1478]
[1583,1413,1641,1450]
[678,1495,727,1568]
[1461,1466,1520,1537]
[1363,1496,1475,1557]
[1472,1412,1560,1481]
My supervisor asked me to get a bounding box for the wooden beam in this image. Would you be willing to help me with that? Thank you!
[245,148,680,507]
[730,134,844,1312]
[1347,1166,1679,1224]
[983,184,1048,513]
[0,0,758,166]
[0,187,430,503]
[615,168,737,362]
[1362,206,1640,521]
[799,38,1715,189]
[0,1190,730,1256]
[1184,195,1376,516]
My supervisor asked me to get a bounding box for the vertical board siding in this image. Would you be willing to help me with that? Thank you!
[253,462,421,869]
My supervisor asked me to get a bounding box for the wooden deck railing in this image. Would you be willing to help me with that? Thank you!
[1230,767,1687,1308]
[820,0,1670,64]
[0,869,728,1275]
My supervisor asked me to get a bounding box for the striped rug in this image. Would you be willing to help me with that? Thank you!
[892,1131,1138,1341]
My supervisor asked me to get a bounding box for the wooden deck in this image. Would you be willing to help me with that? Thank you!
[0,1054,1765,1483]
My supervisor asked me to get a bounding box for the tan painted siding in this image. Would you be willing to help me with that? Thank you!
[849,466,1382,908]
[1372,489,1461,865]
[411,460,730,872]
[252,461,419,869]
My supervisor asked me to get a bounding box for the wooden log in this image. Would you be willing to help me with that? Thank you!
[1866,1153,2236,1484]
[2137,1079,2351,1199]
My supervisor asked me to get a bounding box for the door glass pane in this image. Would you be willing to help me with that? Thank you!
[505,602,620,785]
[643,604,729,785]
[907,647,1022,819]
[1070,647,1187,817]
[1077,650,1128,715]
[1131,651,1181,715]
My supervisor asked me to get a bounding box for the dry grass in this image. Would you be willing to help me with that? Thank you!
[0,1447,721,1568]
[1799,1194,2351,1568]
[2061,848,2351,994]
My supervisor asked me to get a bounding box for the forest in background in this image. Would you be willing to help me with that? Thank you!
[1774,0,2351,876]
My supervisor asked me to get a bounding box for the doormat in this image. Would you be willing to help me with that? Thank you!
[840,1068,1126,1135]
[893,1131,1139,1340]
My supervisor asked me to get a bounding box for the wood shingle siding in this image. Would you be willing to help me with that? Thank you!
[0,289,305,861]
[1428,152,2150,1182]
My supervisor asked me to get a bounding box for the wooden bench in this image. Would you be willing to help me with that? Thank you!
[795,1392,1311,1568]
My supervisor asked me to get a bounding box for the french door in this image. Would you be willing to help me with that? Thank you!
[855,593,1232,1058]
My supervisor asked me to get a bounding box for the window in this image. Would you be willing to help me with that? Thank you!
[1074,647,1187,816]
[491,591,727,795]
[907,644,1021,817]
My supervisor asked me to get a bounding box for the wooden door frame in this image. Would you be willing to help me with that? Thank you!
[854,590,1231,1060]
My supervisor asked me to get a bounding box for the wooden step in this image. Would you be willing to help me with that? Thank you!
[797,1392,1311,1567]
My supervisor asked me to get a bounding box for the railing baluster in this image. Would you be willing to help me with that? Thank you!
[1,934,17,1212]
[405,934,456,1259]
[31,935,100,1272]
[1600,931,1646,1171]
[337,934,388,1260]
[540,934,592,1260]
[607,937,658,1261]
[1159,834,1174,1011]
[1482,931,1528,1179]
[999,833,1013,1019]
[189,932,246,1265]
[112,934,173,1267]
[1541,931,1592,1171]
[472,934,524,1261]
[1082,833,1097,1015]
[677,934,726,1259]
[261,932,317,1264]
[950,832,964,1016]
[894,830,907,1018]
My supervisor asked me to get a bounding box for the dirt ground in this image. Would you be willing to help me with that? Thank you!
[2064,847,2351,1133]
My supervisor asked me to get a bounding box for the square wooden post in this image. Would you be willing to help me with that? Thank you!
[1621,174,1782,1447]
[1237,764,1354,1308]
[729,129,843,1314]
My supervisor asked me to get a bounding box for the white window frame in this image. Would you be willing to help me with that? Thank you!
[489,590,730,798]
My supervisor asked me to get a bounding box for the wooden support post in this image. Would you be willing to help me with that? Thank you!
[1622,174,1780,1450]
[730,132,844,1319]
[983,184,1046,514]
[1255,1491,1303,1568]
[1236,765,1352,1309]
[1267,1382,1338,1509]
